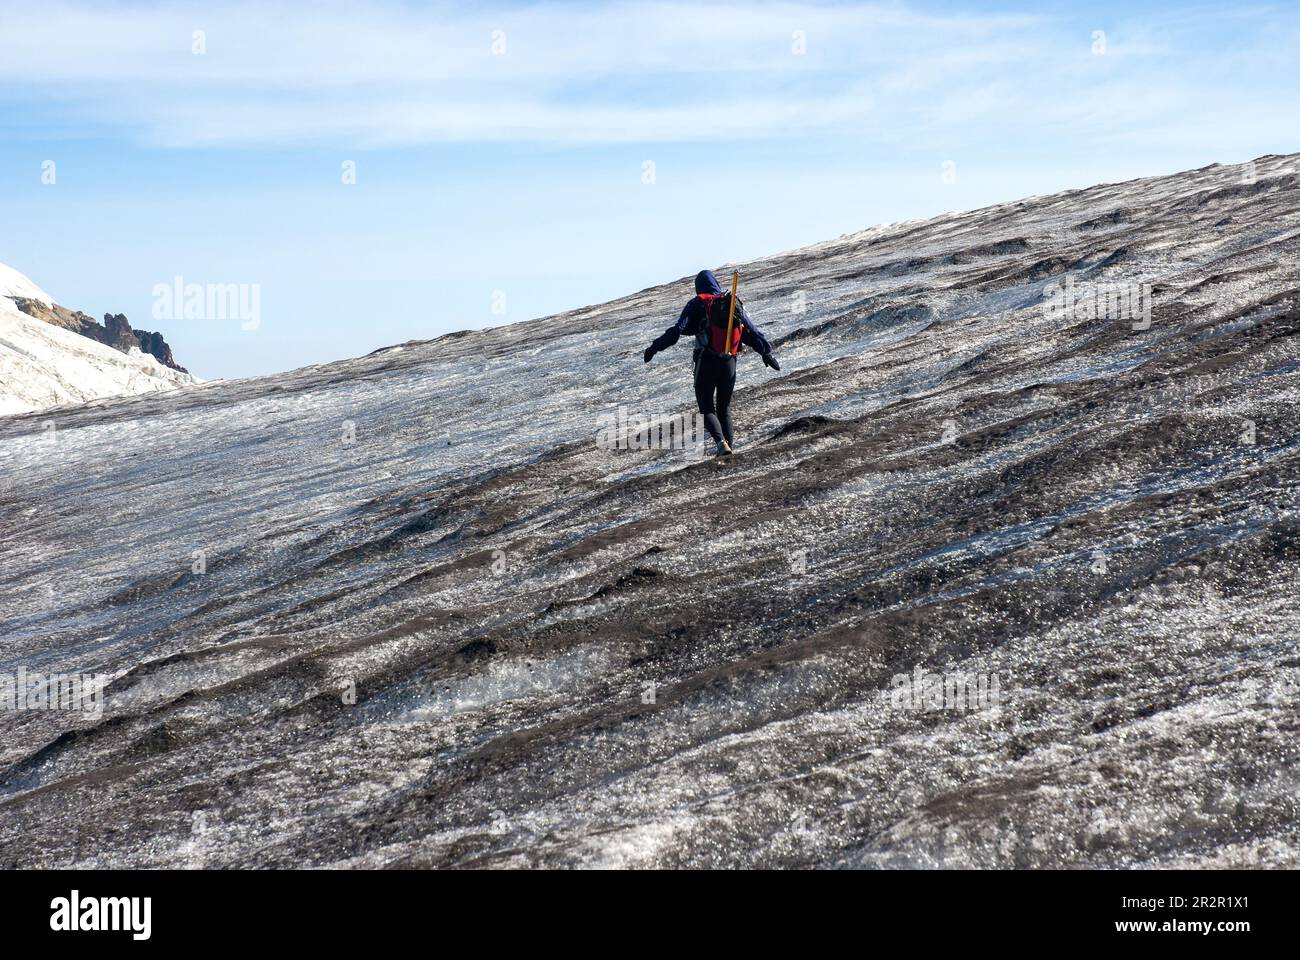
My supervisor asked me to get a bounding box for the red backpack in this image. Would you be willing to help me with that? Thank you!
[697,292,743,357]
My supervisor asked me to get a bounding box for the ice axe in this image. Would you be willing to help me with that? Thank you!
[723,270,739,356]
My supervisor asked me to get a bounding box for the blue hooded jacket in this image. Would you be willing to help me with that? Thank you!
[694,269,724,295]
[648,269,773,358]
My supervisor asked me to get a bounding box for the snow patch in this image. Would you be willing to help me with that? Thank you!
[0,263,195,415]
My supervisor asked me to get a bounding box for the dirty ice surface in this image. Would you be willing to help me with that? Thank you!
[1,154,1298,867]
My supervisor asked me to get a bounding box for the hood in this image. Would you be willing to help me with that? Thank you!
[694,270,723,295]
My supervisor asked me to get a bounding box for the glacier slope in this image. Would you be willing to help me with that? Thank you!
[0,155,1298,868]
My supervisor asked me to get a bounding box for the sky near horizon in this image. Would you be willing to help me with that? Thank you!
[0,0,1296,379]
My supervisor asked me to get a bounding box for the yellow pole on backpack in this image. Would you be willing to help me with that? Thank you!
[723,270,739,356]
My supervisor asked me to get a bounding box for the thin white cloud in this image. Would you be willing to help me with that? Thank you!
[109,91,878,148]
[0,1,1294,149]
[0,2,1044,83]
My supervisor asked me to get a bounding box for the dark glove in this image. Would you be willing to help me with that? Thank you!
[763,353,781,371]
[643,345,657,363]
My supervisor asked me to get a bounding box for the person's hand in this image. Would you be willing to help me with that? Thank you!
[763,353,780,371]
[643,346,657,363]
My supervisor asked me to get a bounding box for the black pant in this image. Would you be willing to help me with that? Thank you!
[693,350,736,446]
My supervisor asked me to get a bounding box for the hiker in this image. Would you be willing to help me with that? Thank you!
[643,269,780,455]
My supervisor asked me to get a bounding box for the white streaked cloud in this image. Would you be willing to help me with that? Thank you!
[0,2,1044,83]
[0,1,1294,148]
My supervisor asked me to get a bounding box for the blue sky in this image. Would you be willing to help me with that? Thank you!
[1,0,1296,379]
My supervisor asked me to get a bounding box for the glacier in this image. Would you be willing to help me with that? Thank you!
[0,154,1297,868]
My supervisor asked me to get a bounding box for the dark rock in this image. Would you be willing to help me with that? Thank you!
[101,313,139,353]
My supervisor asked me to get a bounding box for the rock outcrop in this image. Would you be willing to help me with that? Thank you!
[10,298,188,372]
